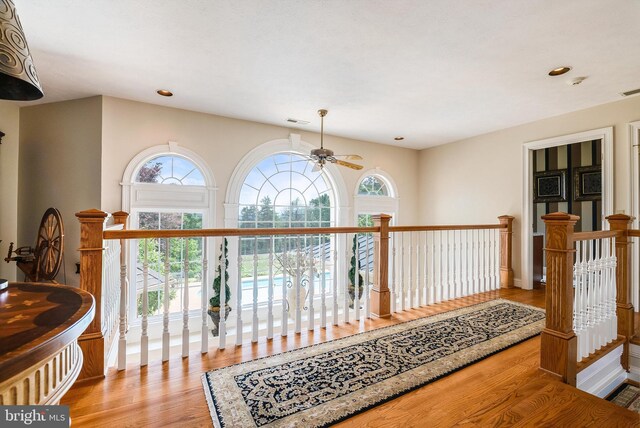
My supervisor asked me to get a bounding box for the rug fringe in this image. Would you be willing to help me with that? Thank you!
[201,373,222,428]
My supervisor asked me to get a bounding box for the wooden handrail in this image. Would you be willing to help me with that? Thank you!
[104,226,380,240]
[79,208,515,378]
[627,229,640,238]
[389,224,505,232]
[572,230,621,241]
[105,222,508,240]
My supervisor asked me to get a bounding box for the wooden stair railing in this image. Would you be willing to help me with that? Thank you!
[540,212,636,386]
[75,210,514,377]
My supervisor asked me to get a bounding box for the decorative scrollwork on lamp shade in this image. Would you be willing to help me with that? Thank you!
[0,0,43,100]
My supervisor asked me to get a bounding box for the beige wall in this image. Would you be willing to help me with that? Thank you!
[101,96,419,226]
[19,96,103,286]
[0,101,20,281]
[418,95,640,285]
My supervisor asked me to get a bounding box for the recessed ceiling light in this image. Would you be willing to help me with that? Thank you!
[156,89,173,97]
[548,66,571,76]
[394,136,404,141]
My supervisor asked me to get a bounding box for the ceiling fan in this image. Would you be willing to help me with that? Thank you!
[309,109,363,171]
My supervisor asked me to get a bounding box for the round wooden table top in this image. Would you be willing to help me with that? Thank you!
[0,282,95,383]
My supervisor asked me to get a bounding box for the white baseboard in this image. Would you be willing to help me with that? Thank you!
[629,343,640,383]
[513,278,523,289]
[577,344,626,398]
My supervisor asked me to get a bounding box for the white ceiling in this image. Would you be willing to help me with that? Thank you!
[13,0,640,149]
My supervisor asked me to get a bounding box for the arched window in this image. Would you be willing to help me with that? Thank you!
[239,153,334,228]
[135,155,206,185]
[354,170,398,226]
[357,176,389,196]
[122,143,216,321]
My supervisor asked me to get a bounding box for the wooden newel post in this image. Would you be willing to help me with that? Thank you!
[76,208,109,380]
[498,215,514,288]
[112,211,129,229]
[606,214,634,370]
[371,214,392,318]
[540,212,578,386]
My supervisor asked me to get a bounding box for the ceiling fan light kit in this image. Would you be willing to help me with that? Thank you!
[309,109,363,171]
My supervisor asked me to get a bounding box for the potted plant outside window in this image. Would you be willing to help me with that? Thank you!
[208,238,231,337]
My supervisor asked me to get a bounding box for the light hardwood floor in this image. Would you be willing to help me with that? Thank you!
[62,289,639,427]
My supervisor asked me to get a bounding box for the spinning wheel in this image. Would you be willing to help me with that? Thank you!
[5,207,64,282]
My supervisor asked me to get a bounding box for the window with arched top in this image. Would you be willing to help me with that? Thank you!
[122,143,216,322]
[357,175,389,196]
[354,170,398,226]
[239,153,334,228]
[135,155,206,185]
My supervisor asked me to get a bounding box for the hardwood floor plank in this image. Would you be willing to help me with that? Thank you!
[61,289,638,427]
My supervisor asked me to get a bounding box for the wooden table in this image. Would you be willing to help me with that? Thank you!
[0,282,94,405]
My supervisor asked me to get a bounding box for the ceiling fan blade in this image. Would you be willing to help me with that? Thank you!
[334,154,363,160]
[334,159,364,170]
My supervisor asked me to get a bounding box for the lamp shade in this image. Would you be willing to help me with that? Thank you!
[0,0,43,100]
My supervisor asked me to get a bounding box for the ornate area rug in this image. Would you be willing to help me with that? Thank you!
[202,299,545,427]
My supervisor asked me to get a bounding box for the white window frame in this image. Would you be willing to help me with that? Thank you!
[354,168,399,224]
[225,134,349,322]
[121,142,217,323]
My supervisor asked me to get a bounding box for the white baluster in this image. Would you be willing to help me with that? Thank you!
[609,238,618,341]
[295,236,302,333]
[422,231,428,306]
[162,238,170,361]
[437,230,443,303]
[415,232,420,308]
[201,238,209,354]
[141,239,149,367]
[267,236,274,340]
[579,240,588,359]
[464,230,470,297]
[452,230,458,299]
[484,229,490,292]
[409,231,415,309]
[252,237,259,343]
[586,240,592,357]
[219,237,227,349]
[391,235,397,313]
[595,239,603,349]
[429,231,435,305]
[308,238,315,331]
[321,234,327,328]
[236,239,243,346]
[445,230,450,301]
[400,232,406,311]
[117,236,128,370]
[355,233,361,322]
[344,234,350,324]
[495,229,500,290]
[281,237,288,337]
[365,233,371,318]
[573,241,583,360]
[182,238,190,358]
[493,229,500,290]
